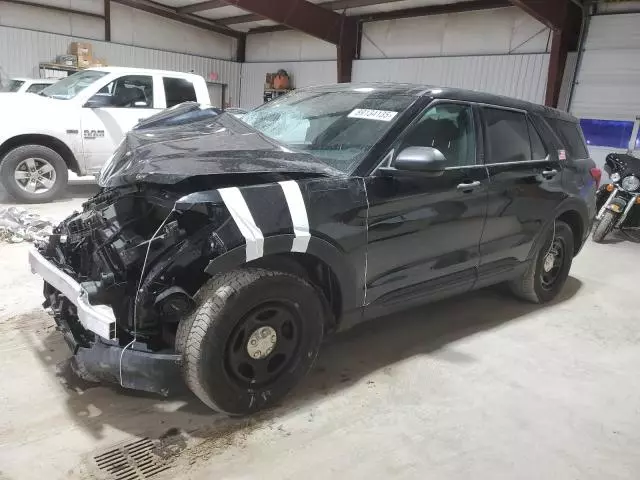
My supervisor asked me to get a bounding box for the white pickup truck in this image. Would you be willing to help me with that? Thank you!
[0,67,210,202]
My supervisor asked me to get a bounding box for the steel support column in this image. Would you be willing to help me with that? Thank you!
[225,0,358,82]
[104,0,111,41]
[509,0,582,108]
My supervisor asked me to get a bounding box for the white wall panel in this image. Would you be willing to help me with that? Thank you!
[0,25,242,106]
[570,50,640,121]
[0,1,236,59]
[240,61,336,109]
[246,31,336,62]
[111,4,235,59]
[360,7,550,59]
[570,14,640,121]
[0,1,105,40]
[582,12,640,49]
[353,53,549,103]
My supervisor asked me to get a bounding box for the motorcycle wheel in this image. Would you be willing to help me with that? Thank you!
[592,210,618,243]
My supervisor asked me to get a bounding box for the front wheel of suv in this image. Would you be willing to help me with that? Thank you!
[509,220,574,304]
[176,268,325,415]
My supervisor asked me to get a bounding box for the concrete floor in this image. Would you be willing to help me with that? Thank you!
[1,184,639,480]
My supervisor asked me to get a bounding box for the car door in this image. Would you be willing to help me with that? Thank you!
[476,106,565,287]
[364,101,489,315]
[80,74,160,172]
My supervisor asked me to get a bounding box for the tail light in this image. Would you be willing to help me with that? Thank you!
[590,167,602,188]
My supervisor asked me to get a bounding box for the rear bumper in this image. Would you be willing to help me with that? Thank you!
[29,246,183,396]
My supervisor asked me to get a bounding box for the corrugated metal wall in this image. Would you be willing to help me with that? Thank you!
[0,25,242,105]
[240,61,336,109]
[361,7,550,59]
[353,54,550,103]
[0,1,236,59]
[570,13,640,121]
[246,31,336,62]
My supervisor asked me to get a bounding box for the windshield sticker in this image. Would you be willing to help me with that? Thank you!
[558,149,567,161]
[348,109,398,122]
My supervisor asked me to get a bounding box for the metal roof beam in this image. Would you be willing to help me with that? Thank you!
[217,0,402,26]
[358,0,510,22]
[1,0,105,19]
[221,0,357,45]
[178,0,228,14]
[508,0,567,31]
[111,0,244,38]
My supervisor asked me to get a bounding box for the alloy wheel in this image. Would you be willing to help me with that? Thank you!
[14,157,57,195]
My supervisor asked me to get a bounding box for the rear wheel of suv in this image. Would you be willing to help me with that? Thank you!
[176,268,325,415]
[0,145,68,203]
[509,220,574,304]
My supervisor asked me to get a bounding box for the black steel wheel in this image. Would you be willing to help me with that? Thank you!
[509,220,574,304]
[177,268,325,415]
[540,236,565,291]
[225,301,301,388]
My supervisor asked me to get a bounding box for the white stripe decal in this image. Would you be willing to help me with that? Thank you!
[218,187,264,261]
[279,180,310,253]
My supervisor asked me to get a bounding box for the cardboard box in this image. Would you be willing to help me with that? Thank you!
[77,56,93,69]
[91,58,107,67]
[69,41,92,57]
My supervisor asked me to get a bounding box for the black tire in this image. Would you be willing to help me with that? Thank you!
[176,268,325,415]
[509,220,574,304]
[592,210,617,243]
[0,144,68,203]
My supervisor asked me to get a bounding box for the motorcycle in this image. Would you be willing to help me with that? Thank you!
[593,152,640,242]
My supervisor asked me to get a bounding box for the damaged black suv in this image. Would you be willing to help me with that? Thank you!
[29,84,598,415]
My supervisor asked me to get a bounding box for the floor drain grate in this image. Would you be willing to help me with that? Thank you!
[94,438,170,480]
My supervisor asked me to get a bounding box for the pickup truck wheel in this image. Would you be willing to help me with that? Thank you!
[509,220,574,304]
[1,145,68,203]
[176,268,324,415]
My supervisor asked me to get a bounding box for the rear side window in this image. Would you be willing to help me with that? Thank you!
[163,77,197,108]
[483,108,531,163]
[528,119,547,160]
[546,118,589,159]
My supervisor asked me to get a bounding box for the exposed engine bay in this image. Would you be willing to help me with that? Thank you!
[41,184,221,351]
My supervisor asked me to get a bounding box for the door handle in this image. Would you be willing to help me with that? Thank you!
[542,169,558,179]
[456,181,481,192]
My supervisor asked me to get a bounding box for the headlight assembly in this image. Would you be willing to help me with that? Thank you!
[621,175,640,192]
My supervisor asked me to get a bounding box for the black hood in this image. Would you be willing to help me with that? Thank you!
[99,113,343,188]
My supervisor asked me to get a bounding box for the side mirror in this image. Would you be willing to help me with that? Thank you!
[382,146,448,176]
[84,96,112,108]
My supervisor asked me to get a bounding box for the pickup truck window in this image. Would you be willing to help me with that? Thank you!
[1,80,25,92]
[91,75,154,108]
[25,83,50,94]
[163,77,197,108]
[40,70,108,99]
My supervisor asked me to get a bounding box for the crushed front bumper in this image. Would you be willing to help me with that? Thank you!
[28,246,183,396]
[28,246,116,340]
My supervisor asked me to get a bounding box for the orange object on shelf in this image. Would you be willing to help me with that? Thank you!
[272,70,290,90]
